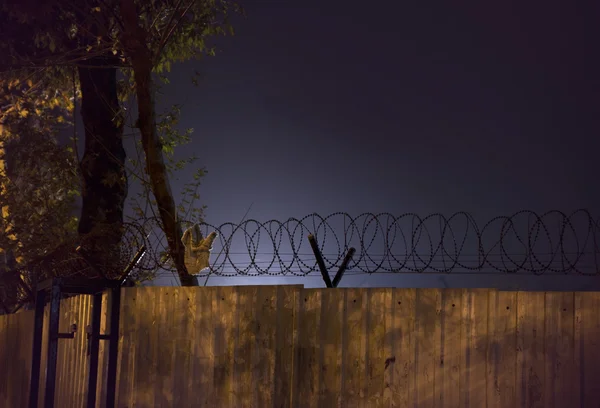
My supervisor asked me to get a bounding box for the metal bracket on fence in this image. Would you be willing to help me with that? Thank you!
[86,324,112,355]
[307,234,355,288]
[56,323,78,339]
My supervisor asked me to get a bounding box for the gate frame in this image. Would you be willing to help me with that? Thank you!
[28,277,121,408]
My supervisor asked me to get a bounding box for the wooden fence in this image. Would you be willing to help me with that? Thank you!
[1,286,599,407]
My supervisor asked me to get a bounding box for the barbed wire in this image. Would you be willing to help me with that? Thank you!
[2,209,598,313]
[142,210,600,277]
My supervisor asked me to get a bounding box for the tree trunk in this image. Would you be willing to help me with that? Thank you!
[120,0,197,286]
[78,59,128,277]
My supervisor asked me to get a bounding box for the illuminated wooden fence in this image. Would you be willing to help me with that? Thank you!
[1,286,599,407]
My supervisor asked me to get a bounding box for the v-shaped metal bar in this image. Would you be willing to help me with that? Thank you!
[307,234,355,288]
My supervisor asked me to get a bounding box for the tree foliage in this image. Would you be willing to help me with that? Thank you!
[0,124,80,264]
[0,0,240,285]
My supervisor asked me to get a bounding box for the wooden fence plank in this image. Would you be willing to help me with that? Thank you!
[18,312,29,407]
[391,288,415,408]
[487,291,517,408]
[294,289,321,408]
[255,286,277,408]
[516,291,545,408]
[573,291,583,407]
[273,286,299,408]
[382,289,393,407]
[458,288,470,408]
[2,315,13,405]
[0,316,5,403]
[194,287,216,407]
[155,287,174,407]
[116,288,134,406]
[0,315,6,404]
[318,289,343,408]
[71,295,88,408]
[213,286,237,408]
[235,286,256,407]
[342,288,366,408]
[432,289,443,408]
[415,288,440,408]
[544,292,575,408]
[134,287,159,407]
[580,291,600,406]
[161,288,176,408]
[470,289,489,407]
[441,289,462,408]
[172,287,191,406]
[365,289,386,408]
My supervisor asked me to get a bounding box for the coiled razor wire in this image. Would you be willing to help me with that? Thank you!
[142,210,600,277]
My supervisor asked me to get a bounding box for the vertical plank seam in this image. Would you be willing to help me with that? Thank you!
[439,289,445,408]
[390,289,395,408]
[340,290,348,408]
[485,290,490,408]
[413,289,419,408]
[318,290,326,407]
[364,288,371,408]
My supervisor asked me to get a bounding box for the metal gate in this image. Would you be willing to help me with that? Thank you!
[28,278,121,408]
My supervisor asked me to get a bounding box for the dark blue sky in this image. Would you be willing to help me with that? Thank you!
[139,0,599,288]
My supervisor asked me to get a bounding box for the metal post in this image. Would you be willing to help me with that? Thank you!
[44,281,62,408]
[86,292,103,408]
[28,289,46,408]
[105,287,121,408]
[119,245,146,285]
[332,247,356,288]
[307,234,333,288]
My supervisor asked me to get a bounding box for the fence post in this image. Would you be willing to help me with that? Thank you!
[28,288,46,408]
[44,280,62,408]
[105,286,121,408]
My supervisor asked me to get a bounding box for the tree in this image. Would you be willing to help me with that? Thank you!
[0,123,79,265]
[0,0,239,285]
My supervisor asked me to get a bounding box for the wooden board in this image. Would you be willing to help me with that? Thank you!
[273,285,299,408]
[294,289,321,408]
[441,289,463,408]
[319,289,343,408]
[486,290,517,408]
[516,291,545,408]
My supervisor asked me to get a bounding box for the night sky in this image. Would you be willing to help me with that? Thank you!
[132,0,599,288]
